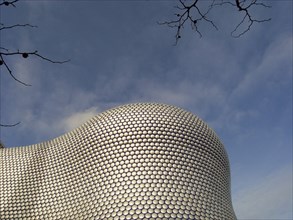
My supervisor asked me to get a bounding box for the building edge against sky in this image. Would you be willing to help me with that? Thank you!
[0,103,236,219]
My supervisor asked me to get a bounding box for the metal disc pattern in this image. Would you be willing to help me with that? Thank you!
[0,103,236,219]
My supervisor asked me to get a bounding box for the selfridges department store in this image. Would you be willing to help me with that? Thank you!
[0,103,237,219]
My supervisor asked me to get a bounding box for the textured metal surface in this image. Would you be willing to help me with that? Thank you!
[0,103,236,219]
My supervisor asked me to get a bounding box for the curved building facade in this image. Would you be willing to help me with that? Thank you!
[0,103,236,219]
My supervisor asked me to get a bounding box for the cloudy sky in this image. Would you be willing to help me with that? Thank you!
[1,0,292,219]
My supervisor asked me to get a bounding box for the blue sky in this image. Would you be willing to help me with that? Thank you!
[1,0,292,219]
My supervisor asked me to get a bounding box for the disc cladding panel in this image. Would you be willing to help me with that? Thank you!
[0,103,236,219]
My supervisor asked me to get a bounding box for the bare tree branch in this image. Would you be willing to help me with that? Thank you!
[1,50,70,64]
[0,50,70,86]
[0,0,70,127]
[0,49,70,86]
[231,0,271,37]
[0,0,70,87]
[0,122,21,127]
[214,0,271,37]
[0,53,31,86]
[159,0,218,45]
[30,51,70,64]
[160,0,271,43]
[0,0,19,7]
[0,23,37,31]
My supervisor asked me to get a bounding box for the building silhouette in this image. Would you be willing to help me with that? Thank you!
[0,103,236,219]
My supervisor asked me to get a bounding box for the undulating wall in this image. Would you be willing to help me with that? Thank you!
[0,103,236,219]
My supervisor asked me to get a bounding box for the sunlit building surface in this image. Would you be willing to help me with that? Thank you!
[0,103,236,219]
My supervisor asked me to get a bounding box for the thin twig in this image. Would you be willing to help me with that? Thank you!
[0,0,19,7]
[0,51,70,86]
[1,50,70,63]
[0,54,31,86]
[0,122,21,127]
[0,23,37,31]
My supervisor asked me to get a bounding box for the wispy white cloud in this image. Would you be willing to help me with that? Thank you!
[233,166,292,220]
[59,107,100,132]
[139,79,226,116]
[230,34,292,100]
[208,34,292,131]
